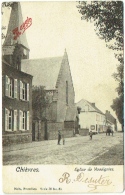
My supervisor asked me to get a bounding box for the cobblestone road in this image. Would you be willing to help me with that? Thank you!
[3,132,123,165]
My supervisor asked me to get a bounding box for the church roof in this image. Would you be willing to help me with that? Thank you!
[65,106,78,121]
[21,57,63,89]
[3,2,29,50]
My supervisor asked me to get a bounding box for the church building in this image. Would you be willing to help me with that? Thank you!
[21,50,79,140]
[2,2,79,143]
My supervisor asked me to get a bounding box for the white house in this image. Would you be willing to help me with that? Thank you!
[76,99,106,133]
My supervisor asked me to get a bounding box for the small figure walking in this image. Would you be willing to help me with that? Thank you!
[89,131,93,140]
[112,129,114,136]
[57,130,62,145]
[63,136,65,145]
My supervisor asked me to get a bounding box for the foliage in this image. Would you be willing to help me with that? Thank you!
[77,1,123,51]
[111,95,124,130]
[2,2,14,39]
[32,86,49,120]
[77,1,124,127]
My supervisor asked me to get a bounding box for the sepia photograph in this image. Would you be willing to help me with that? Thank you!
[2,1,124,193]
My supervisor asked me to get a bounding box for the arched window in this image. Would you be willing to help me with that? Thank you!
[66,81,68,104]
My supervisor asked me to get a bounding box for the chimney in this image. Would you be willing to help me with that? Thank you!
[106,110,110,114]
[92,103,95,107]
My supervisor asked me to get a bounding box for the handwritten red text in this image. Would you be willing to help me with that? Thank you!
[12,17,32,40]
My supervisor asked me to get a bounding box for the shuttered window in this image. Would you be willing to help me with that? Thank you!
[5,108,17,131]
[20,81,29,101]
[19,110,30,131]
[14,79,17,98]
[5,75,9,96]
[19,110,23,130]
[14,110,17,131]
[5,75,17,99]
[27,111,29,130]
[20,81,23,100]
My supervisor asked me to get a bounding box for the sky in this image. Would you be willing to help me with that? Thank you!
[2,1,120,128]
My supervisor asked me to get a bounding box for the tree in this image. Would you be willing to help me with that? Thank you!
[111,95,124,130]
[2,2,14,39]
[77,1,123,50]
[32,86,50,120]
[77,1,124,128]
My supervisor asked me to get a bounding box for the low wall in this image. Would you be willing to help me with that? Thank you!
[46,122,74,140]
[79,128,89,136]
[2,133,32,147]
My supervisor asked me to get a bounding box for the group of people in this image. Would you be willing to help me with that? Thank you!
[106,126,114,136]
[89,127,114,140]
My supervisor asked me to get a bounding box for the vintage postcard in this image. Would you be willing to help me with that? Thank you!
[2,1,124,194]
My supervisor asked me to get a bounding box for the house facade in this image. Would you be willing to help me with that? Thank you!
[2,2,33,146]
[76,99,106,133]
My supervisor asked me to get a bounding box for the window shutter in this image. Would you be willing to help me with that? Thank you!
[14,79,17,98]
[14,110,17,131]
[27,83,29,101]
[19,110,23,130]
[27,111,29,130]
[20,81,22,100]
[5,108,9,131]
[5,75,9,96]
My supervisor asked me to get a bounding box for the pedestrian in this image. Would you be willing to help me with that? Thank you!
[89,130,93,140]
[62,134,65,145]
[112,129,114,136]
[57,130,62,145]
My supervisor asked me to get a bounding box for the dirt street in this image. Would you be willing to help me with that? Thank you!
[3,132,123,165]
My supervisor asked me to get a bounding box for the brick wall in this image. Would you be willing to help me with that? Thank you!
[2,62,33,146]
[2,133,32,147]
[64,121,75,128]
[47,122,63,140]
[79,128,89,136]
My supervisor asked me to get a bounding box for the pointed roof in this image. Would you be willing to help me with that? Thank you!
[21,50,70,90]
[21,56,63,89]
[76,99,104,115]
[3,2,29,50]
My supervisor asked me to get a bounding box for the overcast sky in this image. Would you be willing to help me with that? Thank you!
[2,1,120,127]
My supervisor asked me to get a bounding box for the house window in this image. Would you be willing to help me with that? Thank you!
[5,75,17,98]
[8,110,13,130]
[9,78,13,97]
[5,108,17,131]
[66,81,68,104]
[20,81,29,101]
[22,111,26,130]
[19,110,29,131]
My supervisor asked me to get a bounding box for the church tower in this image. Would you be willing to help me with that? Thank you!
[3,2,30,70]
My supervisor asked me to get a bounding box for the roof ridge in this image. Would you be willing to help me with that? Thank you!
[22,56,63,61]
